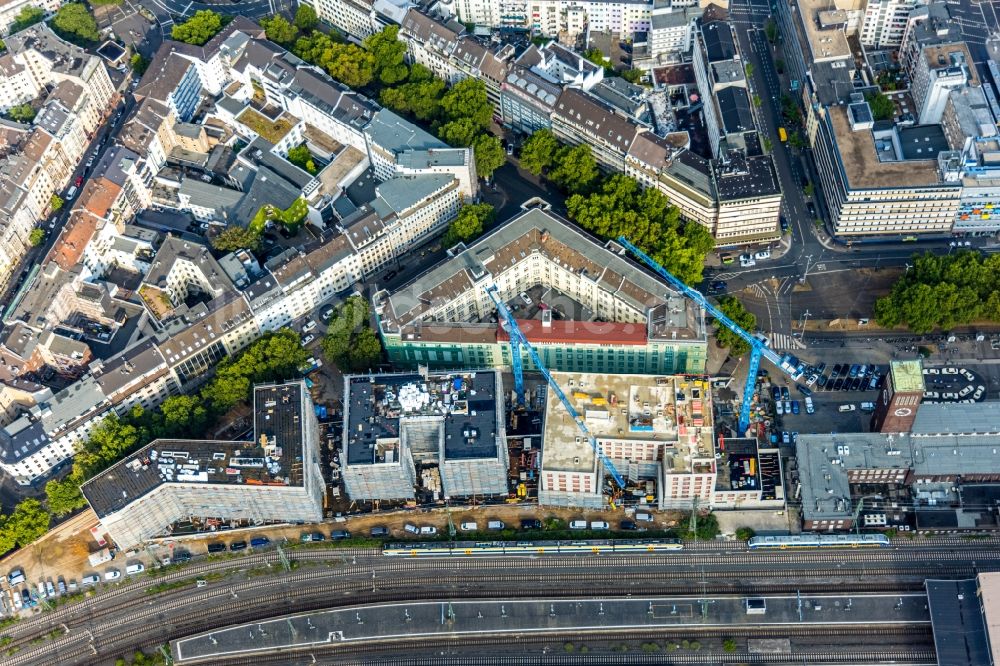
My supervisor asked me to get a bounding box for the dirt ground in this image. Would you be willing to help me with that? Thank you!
[0,509,103,593]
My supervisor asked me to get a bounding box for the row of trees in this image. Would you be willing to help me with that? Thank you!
[0,330,311,554]
[874,251,1000,333]
[714,297,756,355]
[518,129,714,286]
[320,296,383,372]
[171,10,229,46]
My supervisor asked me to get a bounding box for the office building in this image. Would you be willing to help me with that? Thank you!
[860,0,919,48]
[374,206,707,375]
[81,381,324,549]
[342,370,508,501]
[692,20,755,158]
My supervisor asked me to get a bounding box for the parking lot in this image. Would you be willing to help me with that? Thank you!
[765,363,884,437]
[920,365,987,404]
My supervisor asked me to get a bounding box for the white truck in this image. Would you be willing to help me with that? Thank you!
[88,548,113,567]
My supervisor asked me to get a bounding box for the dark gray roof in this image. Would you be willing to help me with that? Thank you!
[700,20,737,62]
[82,382,308,519]
[898,124,950,160]
[810,59,856,106]
[0,418,49,466]
[230,165,303,228]
[553,88,643,154]
[715,152,781,200]
[925,579,991,666]
[717,86,754,134]
[443,372,498,460]
[135,50,194,104]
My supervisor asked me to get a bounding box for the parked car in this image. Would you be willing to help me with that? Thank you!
[754,250,771,260]
[775,401,784,415]
[301,334,315,345]
[250,537,271,548]
[82,574,100,586]
[619,520,638,531]
[804,397,815,414]
[331,530,351,540]
[784,400,792,414]
[520,519,541,530]
[74,175,83,188]
[771,386,781,402]
[45,580,55,597]
[57,578,66,595]
[207,543,226,554]
[104,570,120,581]
[943,367,959,375]
[229,541,247,551]
[370,526,390,537]
[302,319,317,332]
[796,384,812,397]
[569,520,588,530]
[590,521,610,530]
[781,387,790,400]
[739,254,756,267]
[419,526,437,536]
[838,404,856,412]
[860,402,876,412]
[459,522,478,531]
[791,400,800,415]
[833,378,844,391]
[403,524,419,534]
[488,520,505,530]
[520,291,532,306]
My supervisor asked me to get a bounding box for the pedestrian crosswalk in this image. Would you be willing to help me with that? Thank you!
[747,283,769,299]
[767,332,806,351]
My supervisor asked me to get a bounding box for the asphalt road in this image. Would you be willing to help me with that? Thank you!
[5,539,999,664]
[136,0,297,32]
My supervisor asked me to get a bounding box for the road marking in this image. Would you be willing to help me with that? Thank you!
[815,263,826,272]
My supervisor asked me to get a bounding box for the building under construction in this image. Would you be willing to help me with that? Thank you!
[540,372,716,509]
[341,369,508,502]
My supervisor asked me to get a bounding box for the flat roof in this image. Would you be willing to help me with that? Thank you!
[796,0,851,61]
[891,359,925,393]
[925,578,991,666]
[344,371,500,466]
[912,402,1000,435]
[827,105,943,189]
[979,572,1000,666]
[82,382,309,518]
[898,125,950,160]
[541,372,714,474]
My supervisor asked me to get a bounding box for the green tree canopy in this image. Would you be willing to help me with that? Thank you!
[519,128,559,176]
[50,194,64,212]
[171,10,224,46]
[442,202,494,248]
[363,25,408,85]
[679,511,719,540]
[549,144,599,194]
[865,91,895,121]
[873,250,998,332]
[735,526,756,542]
[10,6,45,33]
[200,329,309,412]
[287,144,318,174]
[714,296,756,355]
[51,3,100,44]
[472,134,505,180]
[438,117,479,147]
[45,477,87,516]
[4,499,51,548]
[6,104,35,123]
[294,34,375,88]
[566,174,714,285]
[260,15,298,47]
[29,228,45,247]
[130,53,149,75]
[294,4,318,31]
[321,296,383,372]
[440,78,491,128]
[210,225,261,252]
[379,69,444,121]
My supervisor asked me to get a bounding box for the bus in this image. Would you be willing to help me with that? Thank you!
[778,127,788,142]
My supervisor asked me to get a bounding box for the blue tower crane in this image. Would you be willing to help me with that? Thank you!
[617,237,805,435]
[485,285,626,490]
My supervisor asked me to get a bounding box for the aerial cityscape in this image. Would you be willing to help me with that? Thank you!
[0,0,999,662]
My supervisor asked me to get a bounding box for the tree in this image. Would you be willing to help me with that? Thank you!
[45,477,87,516]
[28,228,45,247]
[294,4,318,31]
[156,395,209,439]
[762,137,773,153]
[379,73,444,122]
[442,202,494,248]
[775,58,785,74]
[549,144,599,194]
[519,128,559,175]
[621,69,643,84]
[320,296,385,372]
[679,511,719,540]
[744,62,754,78]
[752,94,762,108]
[323,42,375,88]
[130,53,149,75]
[865,91,896,122]
[50,194,64,212]
[472,134,505,180]
[210,226,261,252]
[723,638,738,653]
[438,118,479,147]
[6,499,51,548]
[714,296,755,355]
[582,47,611,74]
[287,144,318,174]
[803,182,814,198]
[51,3,100,44]
[764,18,778,44]
[260,16,298,47]
[10,6,44,33]
[735,526,756,542]
[201,329,309,411]
[171,10,224,46]
[440,78,491,128]
[363,25,408,85]
[6,103,35,123]
[0,39,5,52]
[566,174,713,285]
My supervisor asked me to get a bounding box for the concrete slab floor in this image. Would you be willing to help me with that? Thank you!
[173,593,930,662]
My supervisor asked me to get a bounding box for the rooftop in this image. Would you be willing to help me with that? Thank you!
[925,578,991,666]
[365,108,447,155]
[979,573,1000,666]
[541,372,713,474]
[699,20,737,62]
[344,371,500,466]
[553,88,643,154]
[826,105,943,189]
[81,382,309,518]
[897,124,951,160]
[891,359,925,393]
[5,23,92,77]
[796,0,851,62]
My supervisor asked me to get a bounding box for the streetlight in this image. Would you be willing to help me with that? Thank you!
[799,309,811,339]
[799,254,813,283]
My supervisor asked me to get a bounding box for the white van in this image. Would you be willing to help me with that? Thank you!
[125,563,145,575]
[838,404,856,413]
[82,574,100,586]
[419,526,437,535]
[860,402,876,412]
[569,520,588,530]
[403,524,419,534]
[635,512,653,522]
[459,522,478,532]
[487,520,505,530]
[590,521,610,530]
[104,569,120,581]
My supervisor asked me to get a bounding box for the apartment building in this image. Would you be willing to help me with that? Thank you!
[309,0,378,39]
[552,87,645,171]
[692,20,755,158]
[342,370,508,501]
[909,42,977,124]
[860,0,919,48]
[2,23,115,121]
[626,132,782,245]
[374,206,707,375]
[82,381,324,549]
[648,4,701,64]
